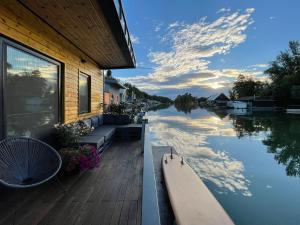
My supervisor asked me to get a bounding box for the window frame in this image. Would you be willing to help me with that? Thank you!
[0,36,63,139]
[78,71,91,114]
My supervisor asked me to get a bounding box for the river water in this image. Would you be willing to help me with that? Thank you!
[147,105,300,225]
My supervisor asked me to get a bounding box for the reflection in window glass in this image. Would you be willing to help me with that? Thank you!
[6,45,59,138]
[79,73,90,114]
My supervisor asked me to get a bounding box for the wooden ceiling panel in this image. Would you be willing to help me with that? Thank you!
[18,0,134,68]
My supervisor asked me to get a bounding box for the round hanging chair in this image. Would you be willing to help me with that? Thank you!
[0,137,62,188]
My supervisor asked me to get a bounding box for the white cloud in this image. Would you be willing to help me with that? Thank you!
[217,8,231,14]
[121,9,261,95]
[154,22,164,32]
[130,34,140,44]
[249,64,269,68]
[269,16,276,20]
[168,21,181,28]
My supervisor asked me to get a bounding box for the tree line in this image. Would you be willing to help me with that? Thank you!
[174,93,198,105]
[230,41,300,105]
[123,83,173,104]
[105,69,173,104]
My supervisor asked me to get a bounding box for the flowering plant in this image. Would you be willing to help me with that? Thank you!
[55,122,94,148]
[78,145,100,171]
[59,145,100,174]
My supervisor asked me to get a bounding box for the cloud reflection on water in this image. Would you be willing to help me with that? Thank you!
[148,112,252,197]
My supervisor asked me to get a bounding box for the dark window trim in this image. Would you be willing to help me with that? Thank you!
[78,71,91,115]
[0,38,4,139]
[0,36,64,139]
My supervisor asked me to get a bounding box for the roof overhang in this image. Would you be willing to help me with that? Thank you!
[18,0,136,69]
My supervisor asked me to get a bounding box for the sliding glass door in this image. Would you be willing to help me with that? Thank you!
[1,38,62,141]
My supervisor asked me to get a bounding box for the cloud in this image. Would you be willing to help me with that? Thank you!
[250,64,269,68]
[269,16,276,20]
[130,34,140,44]
[120,9,261,97]
[168,21,181,28]
[217,8,231,14]
[154,22,164,32]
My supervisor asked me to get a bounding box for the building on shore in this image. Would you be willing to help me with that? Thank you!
[236,96,277,110]
[227,101,248,109]
[104,77,126,107]
[207,93,230,107]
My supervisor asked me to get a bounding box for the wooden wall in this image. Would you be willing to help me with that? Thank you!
[0,1,104,123]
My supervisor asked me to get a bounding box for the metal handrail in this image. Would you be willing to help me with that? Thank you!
[113,0,136,66]
[141,122,161,225]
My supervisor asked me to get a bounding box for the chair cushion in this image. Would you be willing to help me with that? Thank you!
[88,126,116,141]
[79,135,105,150]
[91,116,99,128]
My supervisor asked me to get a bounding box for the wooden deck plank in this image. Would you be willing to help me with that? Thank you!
[0,140,143,225]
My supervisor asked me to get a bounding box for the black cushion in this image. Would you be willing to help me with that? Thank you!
[81,119,92,129]
[79,135,105,149]
[98,115,103,126]
[103,114,130,125]
[88,126,116,141]
[91,116,99,128]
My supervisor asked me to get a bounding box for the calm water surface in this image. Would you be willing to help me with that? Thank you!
[147,106,300,225]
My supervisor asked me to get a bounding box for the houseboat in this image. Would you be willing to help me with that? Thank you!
[227,101,247,109]
[0,1,236,225]
[0,0,135,142]
[236,96,278,111]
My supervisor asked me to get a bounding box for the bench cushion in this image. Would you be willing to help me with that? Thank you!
[98,115,103,126]
[88,126,116,141]
[79,135,105,149]
[103,114,130,125]
[91,116,99,128]
[81,119,92,129]
[115,124,142,139]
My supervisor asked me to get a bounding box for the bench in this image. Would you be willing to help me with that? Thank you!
[79,114,142,153]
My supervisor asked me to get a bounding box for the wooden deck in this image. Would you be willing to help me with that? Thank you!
[0,140,143,225]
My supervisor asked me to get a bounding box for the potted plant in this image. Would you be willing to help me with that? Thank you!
[59,145,100,175]
[55,122,98,175]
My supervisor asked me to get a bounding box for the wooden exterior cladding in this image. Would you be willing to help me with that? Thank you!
[0,0,105,123]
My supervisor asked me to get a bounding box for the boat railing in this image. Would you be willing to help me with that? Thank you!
[141,119,161,225]
[113,0,136,66]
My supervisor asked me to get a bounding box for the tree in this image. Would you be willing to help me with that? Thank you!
[265,41,300,105]
[230,75,264,99]
[174,93,198,114]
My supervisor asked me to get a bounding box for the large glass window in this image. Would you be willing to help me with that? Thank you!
[5,45,60,139]
[79,73,90,114]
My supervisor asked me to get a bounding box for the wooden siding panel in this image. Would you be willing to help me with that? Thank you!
[0,1,104,124]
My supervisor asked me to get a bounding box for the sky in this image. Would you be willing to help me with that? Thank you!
[114,0,300,99]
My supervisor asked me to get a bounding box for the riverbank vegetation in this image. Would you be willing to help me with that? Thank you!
[230,41,300,105]
[174,93,198,105]
[174,93,199,113]
[124,83,173,104]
